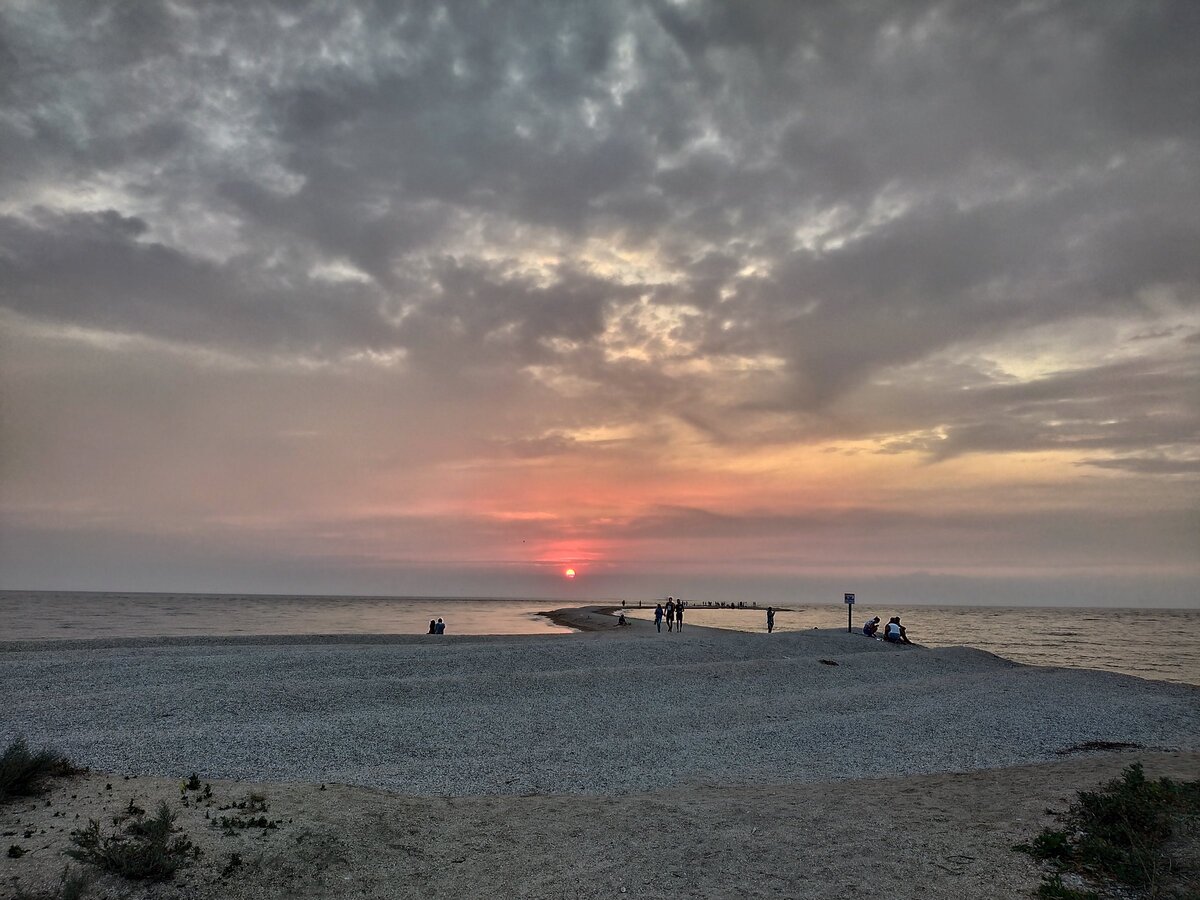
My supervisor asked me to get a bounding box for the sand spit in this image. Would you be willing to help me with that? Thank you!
[1,622,1195,796]
[2,619,1198,897]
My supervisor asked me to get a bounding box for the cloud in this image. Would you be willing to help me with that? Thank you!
[1,0,1197,593]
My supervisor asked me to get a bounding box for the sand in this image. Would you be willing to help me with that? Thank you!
[2,610,1198,898]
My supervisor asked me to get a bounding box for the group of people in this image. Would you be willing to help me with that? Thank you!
[862,615,911,644]
[427,618,446,634]
[652,597,686,632]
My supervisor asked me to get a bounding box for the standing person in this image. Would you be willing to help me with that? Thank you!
[665,597,676,633]
[766,606,775,633]
[435,618,446,635]
[675,599,685,631]
[654,603,664,633]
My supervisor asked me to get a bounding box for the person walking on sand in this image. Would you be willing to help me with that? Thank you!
[654,603,664,633]
[675,599,685,631]
[665,597,675,632]
[766,606,775,633]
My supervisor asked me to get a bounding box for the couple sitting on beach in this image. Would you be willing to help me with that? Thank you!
[863,616,911,644]
[427,618,446,635]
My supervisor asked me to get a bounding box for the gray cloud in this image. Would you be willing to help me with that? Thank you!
[1,0,1198,594]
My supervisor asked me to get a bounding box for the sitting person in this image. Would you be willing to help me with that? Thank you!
[863,616,880,637]
[883,616,913,644]
[616,611,629,626]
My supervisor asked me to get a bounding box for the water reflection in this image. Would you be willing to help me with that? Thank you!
[1,592,576,639]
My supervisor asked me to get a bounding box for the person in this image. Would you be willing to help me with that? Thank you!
[615,610,629,626]
[883,616,910,644]
[654,603,664,633]
[435,618,446,635]
[675,599,684,631]
[665,597,675,633]
[766,606,775,633]
[863,616,880,638]
[428,619,437,635]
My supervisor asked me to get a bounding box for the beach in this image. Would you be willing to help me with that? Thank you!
[3,611,1198,898]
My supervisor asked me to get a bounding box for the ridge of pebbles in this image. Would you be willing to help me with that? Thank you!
[2,627,1195,796]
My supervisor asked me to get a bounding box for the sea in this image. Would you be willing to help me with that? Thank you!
[1,591,1196,687]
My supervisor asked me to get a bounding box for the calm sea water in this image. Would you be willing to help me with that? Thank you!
[1,592,1195,687]
[0,592,574,639]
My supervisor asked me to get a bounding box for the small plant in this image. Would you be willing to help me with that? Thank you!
[1015,763,1200,898]
[67,800,199,882]
[1014,828,1071,862]
[1034,874,1099,900]
[220,792,269,814]
[58,867,92,900]
[0,739,80,803]
[220,851,243,878]
[9,866,93,900]
[212,813,280,833]
[184,773,202,791]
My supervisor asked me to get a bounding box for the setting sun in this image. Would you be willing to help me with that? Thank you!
[564,568,576,579]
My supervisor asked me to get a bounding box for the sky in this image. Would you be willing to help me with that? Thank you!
[1,0,1197,607]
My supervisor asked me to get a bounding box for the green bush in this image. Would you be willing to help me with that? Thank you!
[0,738,80,803]
[1016,828,1072,862]
[1016,763,1200,898]
[67,800,199,882]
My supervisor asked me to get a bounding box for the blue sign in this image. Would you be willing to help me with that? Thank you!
[844,593,855,604]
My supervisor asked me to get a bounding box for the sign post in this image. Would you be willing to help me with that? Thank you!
[844,593,855,633]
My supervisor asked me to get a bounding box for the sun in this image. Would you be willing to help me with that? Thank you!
[564,568,576,579]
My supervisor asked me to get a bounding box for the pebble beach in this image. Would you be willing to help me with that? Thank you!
[1,609,1195,794]
[2,609,1197,898]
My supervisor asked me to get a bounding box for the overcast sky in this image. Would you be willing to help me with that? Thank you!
[1,0,1197,606]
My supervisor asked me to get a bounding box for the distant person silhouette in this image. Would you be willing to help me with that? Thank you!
[665,598,676,632]
[435,618,446,635]
[654,603,664,632]
[675,599,684,631]
[766,607,775,633]
[428,619,437,635]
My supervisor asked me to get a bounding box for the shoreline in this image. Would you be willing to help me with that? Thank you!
[3,596,1193,687]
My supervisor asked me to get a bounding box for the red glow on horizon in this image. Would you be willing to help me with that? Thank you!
[564,568,576,579]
